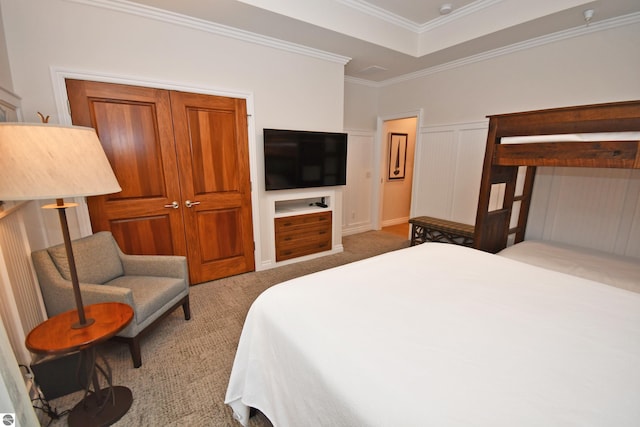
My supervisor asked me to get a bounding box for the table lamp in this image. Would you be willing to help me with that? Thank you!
[0,123,121,328]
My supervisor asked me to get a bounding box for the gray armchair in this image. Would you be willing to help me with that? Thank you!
[31,231,191,368]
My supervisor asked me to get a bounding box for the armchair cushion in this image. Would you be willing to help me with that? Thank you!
[106,275,186,326]
[47,232,123,284]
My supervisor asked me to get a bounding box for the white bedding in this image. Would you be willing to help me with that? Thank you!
[498,240,640,293]
[500,132,640,144]
[225,243,640,427]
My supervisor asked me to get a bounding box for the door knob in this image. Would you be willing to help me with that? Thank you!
[164,201,179,209]
[185,200,201,208]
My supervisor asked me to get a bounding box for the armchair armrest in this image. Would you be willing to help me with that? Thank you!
[77,283,135,308]
[119,251,189,283]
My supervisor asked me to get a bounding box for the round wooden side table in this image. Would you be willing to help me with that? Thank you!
[26,302,134,427]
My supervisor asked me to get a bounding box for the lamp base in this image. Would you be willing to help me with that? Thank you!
[71,318,95,329]
[68,385,132,427]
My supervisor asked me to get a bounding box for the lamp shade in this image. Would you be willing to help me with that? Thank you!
[0,123,121,200]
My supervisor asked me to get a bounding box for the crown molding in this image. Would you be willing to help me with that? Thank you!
[344,75,381,88]
[356,11,640,88]
[66,0,351,65]
[335,0,422,31]
[418,0,503,33]
[337,0,504,34]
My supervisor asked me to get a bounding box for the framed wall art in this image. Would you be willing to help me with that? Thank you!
[388,133,407,180]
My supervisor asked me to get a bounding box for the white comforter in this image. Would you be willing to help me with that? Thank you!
[225,243,640,427]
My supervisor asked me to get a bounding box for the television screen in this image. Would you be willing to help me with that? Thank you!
[264,129,347,191]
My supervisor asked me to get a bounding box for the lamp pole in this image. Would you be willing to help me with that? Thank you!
[54,198,95,328]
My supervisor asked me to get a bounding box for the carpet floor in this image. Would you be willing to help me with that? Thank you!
[42,230,409,426]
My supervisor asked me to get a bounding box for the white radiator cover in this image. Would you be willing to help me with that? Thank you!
[0,203,47,366]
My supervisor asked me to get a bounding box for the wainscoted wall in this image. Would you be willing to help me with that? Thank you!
[528,167,640,258]
[412,121,488,225]
[412,120,640,258]
[343,131,375,235]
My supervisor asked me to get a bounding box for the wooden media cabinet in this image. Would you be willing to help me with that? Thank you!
[275,211,332,261]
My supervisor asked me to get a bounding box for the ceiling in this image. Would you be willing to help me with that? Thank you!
[127,0,640,83]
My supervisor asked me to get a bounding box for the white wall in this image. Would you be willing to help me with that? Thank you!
[413,122,488,225]
[376,21,640,124]
[344,80,378,131]
[343,130,375,235]
[1,0,346,267]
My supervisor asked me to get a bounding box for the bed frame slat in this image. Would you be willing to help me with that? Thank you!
[494,140,640,168]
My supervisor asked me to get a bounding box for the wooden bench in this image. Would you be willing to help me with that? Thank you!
[409,216,475,247]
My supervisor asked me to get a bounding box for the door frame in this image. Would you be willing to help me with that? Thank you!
[373,109,423,230]
[50,67,262,269]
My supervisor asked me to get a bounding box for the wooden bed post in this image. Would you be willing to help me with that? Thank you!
[474,117,519,253]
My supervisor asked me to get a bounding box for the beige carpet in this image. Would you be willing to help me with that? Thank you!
[42,230,409,426]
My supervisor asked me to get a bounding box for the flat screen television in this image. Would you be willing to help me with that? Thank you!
[264,128,347,191]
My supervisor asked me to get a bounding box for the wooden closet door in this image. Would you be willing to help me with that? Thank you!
[169,91,255,283]
[66,79,187,258]
[66,79,256,284]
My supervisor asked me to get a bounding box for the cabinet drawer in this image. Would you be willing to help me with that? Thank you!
[274,211,332,262]
[277,231,331,250]
[275,211,331,232]
[276,223,330,242]
[276,237,332,262]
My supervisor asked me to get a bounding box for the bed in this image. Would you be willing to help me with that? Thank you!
[474,100,640,253]
[225,101,640,426]
[225,243,640,426]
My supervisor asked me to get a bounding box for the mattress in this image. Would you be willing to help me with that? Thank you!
[498,240,640,293]
[225,243,640,427]
[500,132,640,144]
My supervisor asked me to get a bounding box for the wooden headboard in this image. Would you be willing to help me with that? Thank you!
[474,100,640,253]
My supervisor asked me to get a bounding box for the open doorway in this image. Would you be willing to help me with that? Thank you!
[378,116,418,238]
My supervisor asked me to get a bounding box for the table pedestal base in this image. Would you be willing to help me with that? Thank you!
[68,386,133,427]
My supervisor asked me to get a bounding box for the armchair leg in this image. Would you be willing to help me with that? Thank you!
[182,296,191,321]
[111,295,190,368]
[128,337,142,368]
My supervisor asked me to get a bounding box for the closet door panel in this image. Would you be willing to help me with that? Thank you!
[110,216,174,255]
[187,108,240,193]
[66,79,186,258]
[196,209,243,259]
[170,91,255,283]
[91,101,166,199]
